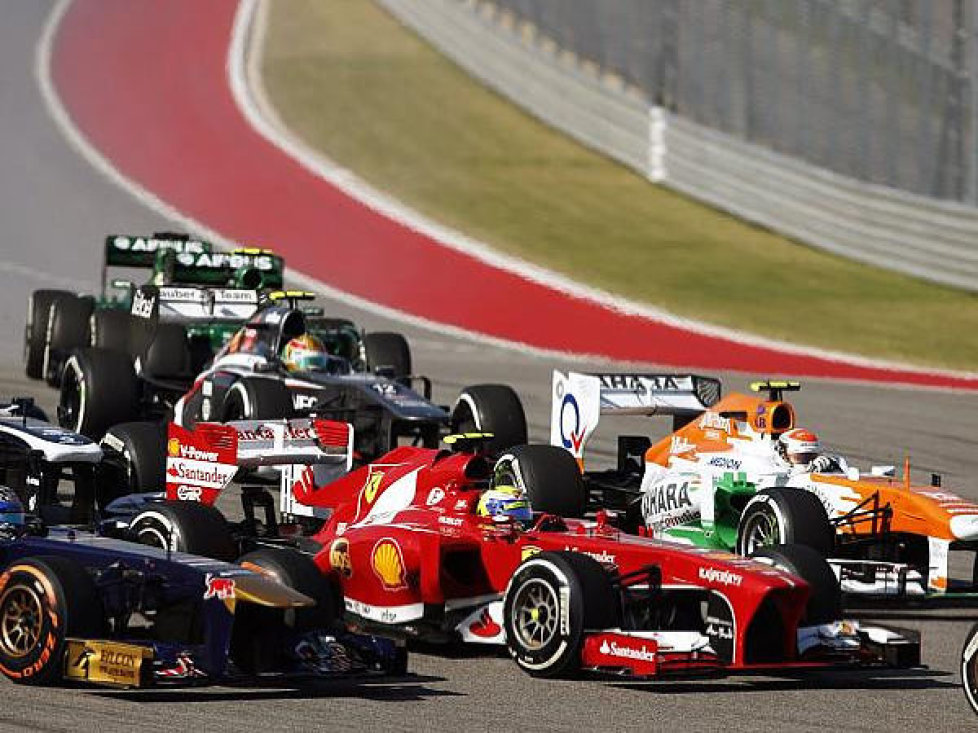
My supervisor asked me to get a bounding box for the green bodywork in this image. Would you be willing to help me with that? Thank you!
[661,472,757,550]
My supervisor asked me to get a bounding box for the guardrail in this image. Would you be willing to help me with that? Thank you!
[378,0,978,292]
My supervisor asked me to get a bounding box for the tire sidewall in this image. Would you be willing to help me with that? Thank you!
[0,563,67,683]
[503,556,582,675]
[962,622,978,715]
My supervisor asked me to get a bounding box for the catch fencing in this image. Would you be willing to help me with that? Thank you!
[378,0,978,291]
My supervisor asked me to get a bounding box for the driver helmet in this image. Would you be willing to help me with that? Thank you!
[476,485,532,523]
[0,486,25,539]
[281,334,329,372]
[778,428,821,466]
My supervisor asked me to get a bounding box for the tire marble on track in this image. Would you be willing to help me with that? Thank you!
[1,1,977,730]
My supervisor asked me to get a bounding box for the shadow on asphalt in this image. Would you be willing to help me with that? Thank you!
[607,667,958,694]
[90,674,462,704]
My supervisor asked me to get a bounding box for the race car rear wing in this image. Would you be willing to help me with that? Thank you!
[165,418,353,509]
[164,249,284,290]
[550,370,721,463]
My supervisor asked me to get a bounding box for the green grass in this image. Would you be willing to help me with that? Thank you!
[260,0,978,371]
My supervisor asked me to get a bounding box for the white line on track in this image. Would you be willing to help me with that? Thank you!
[35,0,978,387]
[0,259,91,290]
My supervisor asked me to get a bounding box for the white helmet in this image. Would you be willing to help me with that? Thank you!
[779,428,821,466]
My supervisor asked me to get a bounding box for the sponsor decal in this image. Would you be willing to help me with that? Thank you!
[643,481,692,516]
[698,567,743,587]
[156,653,208,680]
[159,287,203,302]
[203,574,236,600]
[598,638,657,662]
[363,469,384,504]
[66,640,148,687]
[166,460,235,488]
[708,456,741,470]
[371,539,408,591]
[564,546,616,565]
[176,444,217,462]
[558,392,586,453]
[130,290,156,319]
[293,393,318,410]
[699,412,731,432]
[234,425,315,443]
[669,436,695,455]
[215,289,258,303]
[705,615,734,641]
[167,438,181,457]
[438,515,464,527]
[175,251,275,271]
[111,235,207,254]
[651,509,700,534]
[175,485,202,501]
[521,546,542,562]
[329,538,353,578]
[468,608,502,639]
[372,383,398,398]
[426,487,446,506]
[454,499,470,511]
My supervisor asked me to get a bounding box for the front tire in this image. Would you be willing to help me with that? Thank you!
[502,551,618,678]
[362,332,411,379]
[101,421,167,496]
[736,488,834,557]
[749,544,842,625]
[962,622,978,714]
[129,501,237,561]
[43,295,94,387]
[0,556,104,685]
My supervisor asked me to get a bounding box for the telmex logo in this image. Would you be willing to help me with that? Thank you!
[698,566,743,586]
[598,639,656,662]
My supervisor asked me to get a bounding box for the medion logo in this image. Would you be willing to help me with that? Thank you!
[698,566,743,587]
[598,639,656,662]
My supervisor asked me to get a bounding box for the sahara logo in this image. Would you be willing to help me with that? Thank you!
[371,539,408,591]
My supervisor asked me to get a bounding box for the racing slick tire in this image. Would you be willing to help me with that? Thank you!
[24,289,72,379]
[961,622,978,714]
[222,377,296,421]
[494,444,586,518]
[735,488,834,558]
[0,555,104,685]
[503,551,619,678]
[231,548,341,673]
[451,384,528,455]
[43,295,94,387]
[58,347,139,439]
[362,331,412,379]
[101,421,167,497]
[90,309,132,354]
[129,501,237,562]
[749,544,842,626]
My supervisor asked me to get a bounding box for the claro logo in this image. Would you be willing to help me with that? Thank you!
[698,566,743,587]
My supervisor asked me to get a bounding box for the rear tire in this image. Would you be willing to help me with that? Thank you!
[129,501,237,561]
[451,384,527,455]
[101,421,167,495]
[222,377,296,420]
[58,348,138,439]
[43,295,94,387]
[362,332,412,379]
[0,556,104,685]
[90,309,132,353]
[736,488,834,557]
[494,444,585,518]
[24,289,72,379]
[749,544,842,625]
[502,551,618,678]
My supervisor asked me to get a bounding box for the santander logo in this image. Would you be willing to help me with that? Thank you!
[599,639,656,662]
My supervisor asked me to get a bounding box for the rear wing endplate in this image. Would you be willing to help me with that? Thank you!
[550,370,721,461]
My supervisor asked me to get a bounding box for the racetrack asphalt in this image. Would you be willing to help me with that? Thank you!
[1,1,978,730]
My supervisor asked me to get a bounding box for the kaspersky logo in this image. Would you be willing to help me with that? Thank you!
[698,566,743,586]
[598,639,656,662]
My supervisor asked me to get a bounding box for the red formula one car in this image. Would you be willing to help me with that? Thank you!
[138,421,919,679]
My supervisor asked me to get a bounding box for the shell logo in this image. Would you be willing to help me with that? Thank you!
[371,538,407,591]
[167,438,181,457]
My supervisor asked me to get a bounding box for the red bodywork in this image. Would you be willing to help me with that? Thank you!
[294,445,815,673]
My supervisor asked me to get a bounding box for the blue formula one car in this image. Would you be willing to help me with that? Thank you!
[0,401,403,688]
